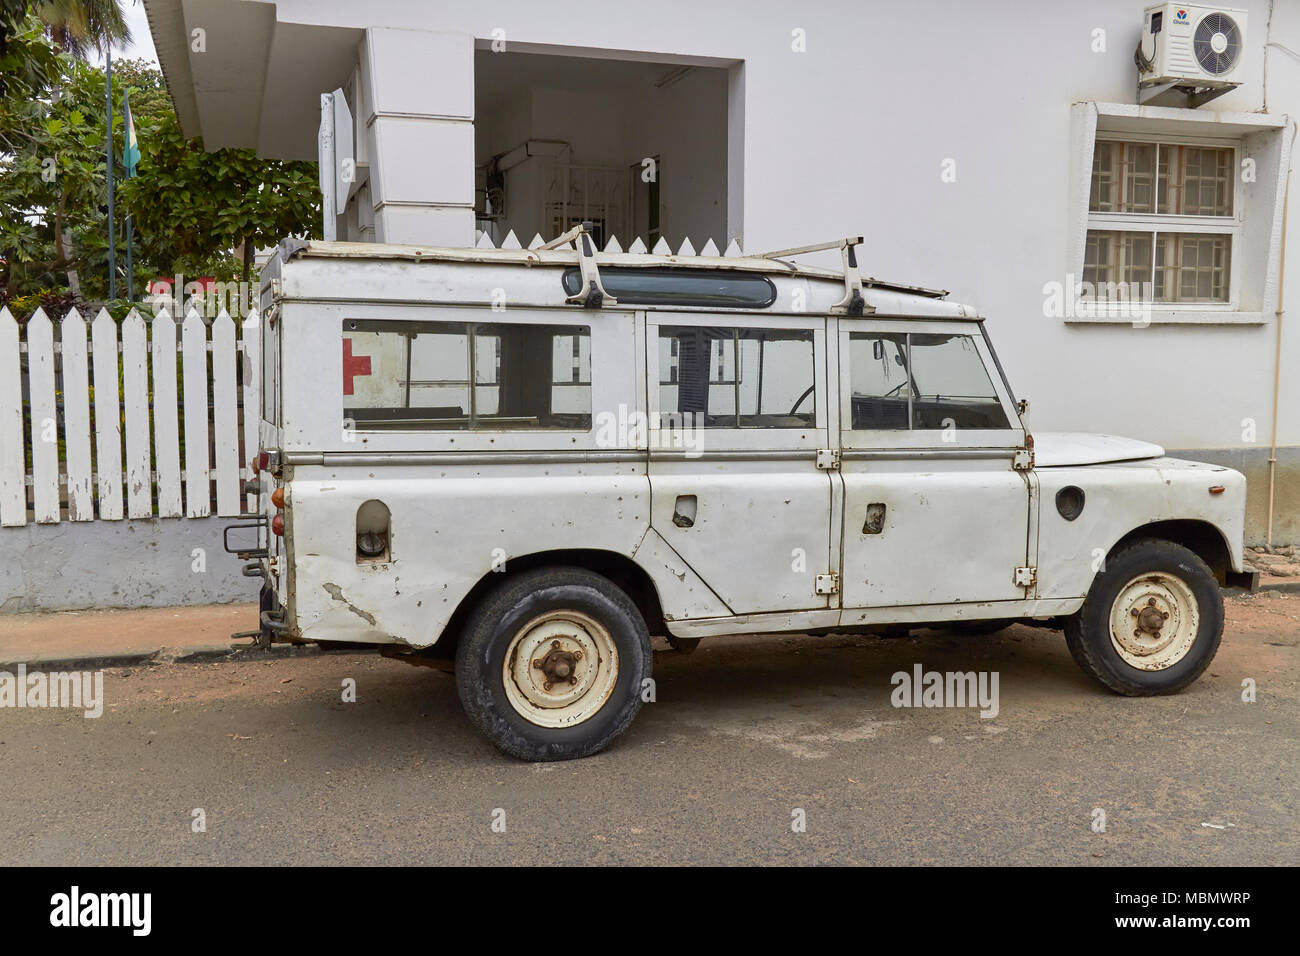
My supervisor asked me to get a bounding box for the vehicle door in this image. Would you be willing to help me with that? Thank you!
[646,313,835,615]
[837,319,1031,610]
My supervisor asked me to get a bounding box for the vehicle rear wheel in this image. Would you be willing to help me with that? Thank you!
[455,567,651,761]
[1065,539,1223,695]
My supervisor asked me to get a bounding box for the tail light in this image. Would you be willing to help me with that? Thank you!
[271,487,285,509]
[250,451,279,473]
[271,514,284,536]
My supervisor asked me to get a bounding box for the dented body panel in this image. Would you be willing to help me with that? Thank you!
[250,240,1248,650]
[1032,456,1247,603]
[287,462,651,646]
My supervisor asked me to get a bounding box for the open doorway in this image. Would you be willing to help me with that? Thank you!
[475,50,735,252]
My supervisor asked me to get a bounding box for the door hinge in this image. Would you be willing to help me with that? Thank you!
[1013,566,1037,587]
[816,448,841,470]
[1013,448,1034,470]
[815,572,840,595]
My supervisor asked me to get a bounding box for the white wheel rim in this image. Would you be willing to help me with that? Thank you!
[502,610,619,728]
[1108,572,1199,671]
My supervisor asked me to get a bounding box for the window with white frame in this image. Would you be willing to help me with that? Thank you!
[1085,137,1238,306]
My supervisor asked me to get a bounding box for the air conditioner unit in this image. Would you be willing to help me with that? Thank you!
[1138,3,1248,91]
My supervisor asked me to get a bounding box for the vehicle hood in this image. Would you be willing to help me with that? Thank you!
[1033,432,1165,467]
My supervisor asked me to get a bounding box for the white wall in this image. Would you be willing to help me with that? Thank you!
[264,0,1298,447]
[622,65,730,249]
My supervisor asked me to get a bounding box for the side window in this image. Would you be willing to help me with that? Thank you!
[342,319,591,431]
[848,332,909,430]
[847,331,1009,432]
[658,325,815,428]
[908,333,1008,429]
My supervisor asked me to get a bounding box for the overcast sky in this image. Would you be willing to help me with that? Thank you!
[86,1,159,68]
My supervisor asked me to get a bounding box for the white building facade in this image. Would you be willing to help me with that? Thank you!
[145,0,1300,542]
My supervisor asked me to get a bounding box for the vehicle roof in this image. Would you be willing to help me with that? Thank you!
[268,238,980,318]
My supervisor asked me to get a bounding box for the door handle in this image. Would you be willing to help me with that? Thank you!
[862,502,886,535]
[672,495,697,528]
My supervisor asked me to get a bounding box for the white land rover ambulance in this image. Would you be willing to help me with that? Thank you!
[234,227,1253,761]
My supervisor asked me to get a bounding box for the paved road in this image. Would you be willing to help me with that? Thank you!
[2,592,1296,866]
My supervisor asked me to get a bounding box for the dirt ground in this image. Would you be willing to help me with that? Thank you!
[0,590,1295,865]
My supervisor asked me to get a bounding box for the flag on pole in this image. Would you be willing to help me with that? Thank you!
[122,88,139,176]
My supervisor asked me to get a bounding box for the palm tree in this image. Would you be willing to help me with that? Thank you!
[36,0,131,59]
[34,1,133,296]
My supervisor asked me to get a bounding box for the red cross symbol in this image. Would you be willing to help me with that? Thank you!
[342,338,372,396]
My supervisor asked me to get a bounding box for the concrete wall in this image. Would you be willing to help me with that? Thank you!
[0,518,255,613]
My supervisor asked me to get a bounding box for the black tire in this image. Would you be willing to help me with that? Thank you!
[1065,539,1223,696]
[454,566,651,761]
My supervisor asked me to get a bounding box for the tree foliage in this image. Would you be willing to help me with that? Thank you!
[0,13,320,303]
[118,109,321,275]
[35,0,131,59]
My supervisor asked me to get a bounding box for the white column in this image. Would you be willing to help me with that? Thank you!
[360,27,475,247]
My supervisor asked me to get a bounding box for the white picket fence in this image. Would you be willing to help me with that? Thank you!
[0,306,260,527]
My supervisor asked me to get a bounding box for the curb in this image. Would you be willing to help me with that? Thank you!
[1241,580,1300,596]
[0,641,327,673]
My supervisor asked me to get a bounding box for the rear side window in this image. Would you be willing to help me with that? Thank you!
[658,326,815,428]
[342,319,591,431]
[848,332,1008,431]
[262,315,279,425]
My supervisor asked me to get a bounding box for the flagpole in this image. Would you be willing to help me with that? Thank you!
[124,88,134,303]
[126,217,133,302]
[105,44,115,301]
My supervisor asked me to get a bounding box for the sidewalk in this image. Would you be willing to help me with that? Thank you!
[0,603,260,670]
[1,576,1296,671]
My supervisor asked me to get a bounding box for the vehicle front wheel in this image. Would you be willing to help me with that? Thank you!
[455,567,651,761]
[1065,539,1223,696]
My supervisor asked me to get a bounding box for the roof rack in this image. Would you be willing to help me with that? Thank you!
[756,237,874,315]
[539,221,616,308]
[863,277,949,300]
